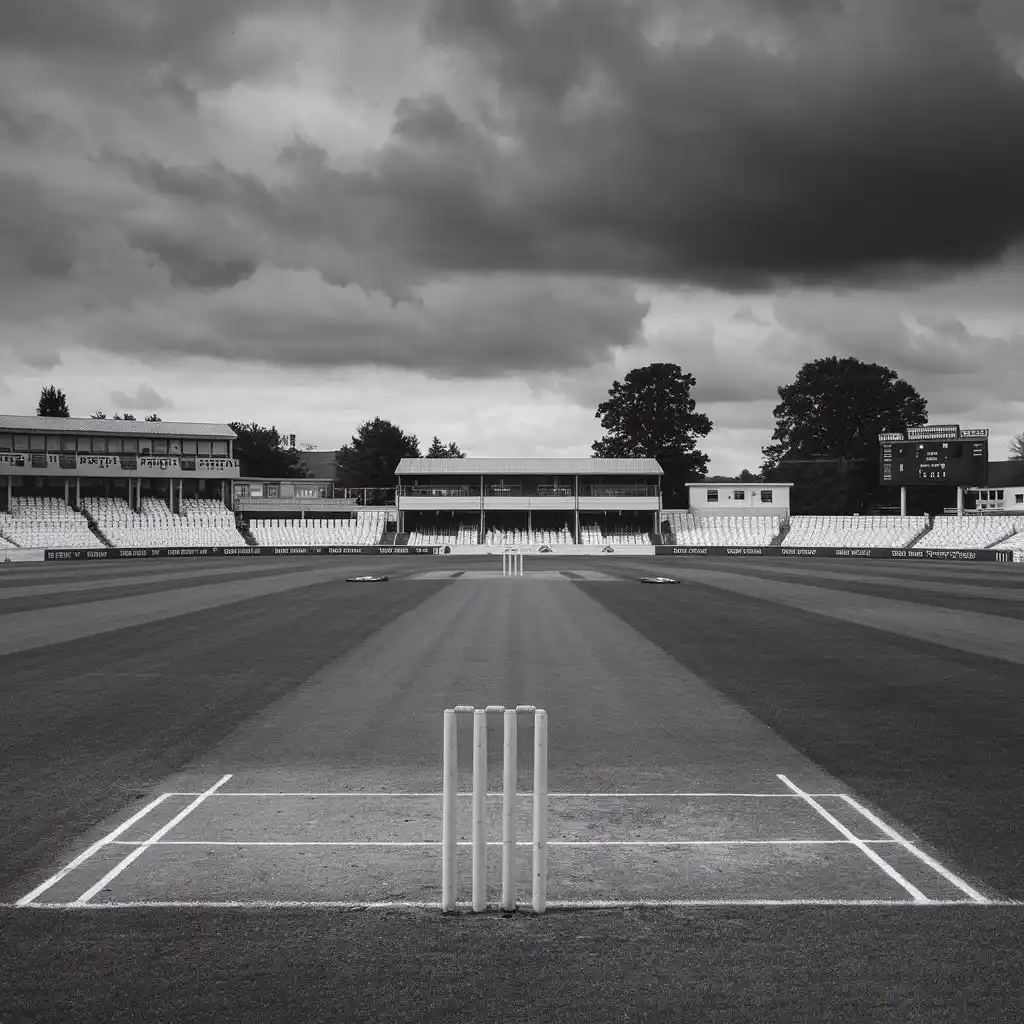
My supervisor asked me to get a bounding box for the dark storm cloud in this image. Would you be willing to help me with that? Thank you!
[104,0,1024,292]
[0,174,79,279]
[415,0,1024,286]
[130,233,260,290]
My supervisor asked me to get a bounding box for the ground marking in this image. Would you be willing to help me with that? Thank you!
[105,838,902,847]
[73,775,232,905]
[14,898,1017,911]
[777,775,928,902]
[840,794,990,904]
[15,793,171,906]
[167,791,837,799]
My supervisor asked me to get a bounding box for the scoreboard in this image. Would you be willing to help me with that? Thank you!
[879,426,988,486]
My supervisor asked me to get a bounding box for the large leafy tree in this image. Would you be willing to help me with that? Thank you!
[336,418,420,489]
[229,422,310,478]
[1011,432,1024,461]
[761,357,928,512]
[592,363,712,507]
[37,386,70,417]
[426,436,465,458]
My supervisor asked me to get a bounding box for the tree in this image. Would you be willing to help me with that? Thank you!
[229,422,310,479]
[761,357,928,513]
[1011,432,1024,461]
[116,414,136,421]
[37,386,70,417]
[426,436,465,458]
[738,469,760,483]
[91,411,107,419]
[144,413,162,422]
[592,363,712,508]
[336,418,420,489]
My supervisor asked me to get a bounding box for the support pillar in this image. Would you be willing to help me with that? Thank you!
[956,486,964,517]
[75,477,80,508]
[6,476,11,511]
[900,486,907,517]
[64,479,70,506]
[574,475,580,543]
[221,480,226,508]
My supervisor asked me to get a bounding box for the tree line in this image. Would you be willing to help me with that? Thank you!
[27,372,1024,513]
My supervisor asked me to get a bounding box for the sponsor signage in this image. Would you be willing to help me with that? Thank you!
[42,546,1013,563]
[877,432,905,443]
[652,546,1012,562]
[959,428,989,438]
[44,545,446,560]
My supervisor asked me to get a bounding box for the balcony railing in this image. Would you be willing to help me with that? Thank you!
[580,485,659,498]
[401,486,481,498]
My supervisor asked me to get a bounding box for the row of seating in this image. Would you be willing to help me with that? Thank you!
[81,495,246,547]
[784,515,926,548]
[0,498,105,549]
[914,515,1023,550]
[668,512,780,546]
[249,513,386,546]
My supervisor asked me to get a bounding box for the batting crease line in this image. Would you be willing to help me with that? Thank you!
[12,899,1017,911]
[163,791,843,799]
[104,838,902,847]
[839,794,990,904]
[778,775,928,903]
[73,775,233,905]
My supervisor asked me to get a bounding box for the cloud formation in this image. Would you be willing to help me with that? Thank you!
[1,0,1022,471]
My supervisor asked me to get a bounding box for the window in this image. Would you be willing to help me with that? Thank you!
[760,490,773,504]
[14,435,30,452]
[46,436,61,451]
[182,439,197,455]
[1016,494,1023,505]
[107,438,122,454]
[198,440,211,456]
[0,434,11,452]
[152,439,168,455]
[122,438,137,453]
[168,439,181,455]
[91,437,106,453]
[997,490,1004,500]
[30,435,45,452]
[62,437,76,452]
[77,437,92,452]
[707,489,718,502]
[212,440,227,456]
[734,490,745,501]
[139,439,152,455]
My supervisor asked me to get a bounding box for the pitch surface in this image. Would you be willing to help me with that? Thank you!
[2,554,1022,1020]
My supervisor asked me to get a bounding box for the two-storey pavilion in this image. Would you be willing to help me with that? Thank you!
[395,457,663,541]
[0,414,239,511]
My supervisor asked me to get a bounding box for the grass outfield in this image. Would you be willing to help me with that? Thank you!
[2,555,1022,1021]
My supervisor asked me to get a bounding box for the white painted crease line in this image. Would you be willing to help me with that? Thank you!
[14,898,1016,911]
[73,775,232,905]
[777,775,929,903]
[15,793,172,906]
[168,791,830,799]
[840,794,991,904]
[104,838,903,847]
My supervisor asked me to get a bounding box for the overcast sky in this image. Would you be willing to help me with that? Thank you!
[2,0,1022,472]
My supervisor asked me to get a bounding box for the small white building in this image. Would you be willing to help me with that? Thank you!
[684,482,793,519]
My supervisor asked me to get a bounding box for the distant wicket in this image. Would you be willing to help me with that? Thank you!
[502,547,524,577]
[442,705,548,913]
